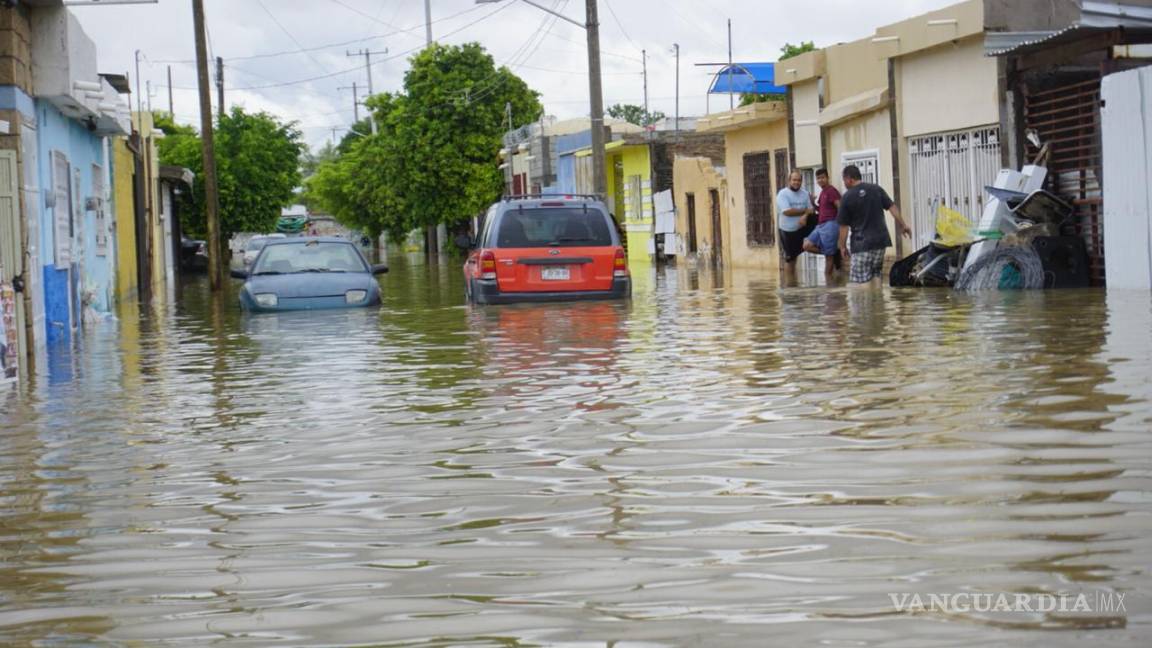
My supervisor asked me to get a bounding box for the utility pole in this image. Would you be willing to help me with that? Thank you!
[425,0,433,45]
[215,56,224,121]
[642,48,648,133]
[146,80,153,112]
[347,49,385,135]
[338,82,360,123]
[586,0,606,198]
[167,65,174,116]
[727,18,734,111]
[192,0,223,291]
[673,43,680,143]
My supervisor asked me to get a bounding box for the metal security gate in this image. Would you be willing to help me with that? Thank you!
[1024,79,1104,284]
[743,152,773,246]
[907,126,1001,250]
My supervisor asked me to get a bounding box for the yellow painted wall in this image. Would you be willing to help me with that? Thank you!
[792,80,823,168]
[672,156,727,266]
[724,120,790,271]
[112,139,137,302]
[603,144,653,263]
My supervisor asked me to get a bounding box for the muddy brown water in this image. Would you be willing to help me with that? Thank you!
[2,254,1150,646]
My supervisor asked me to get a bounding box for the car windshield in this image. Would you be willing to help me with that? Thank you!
[252,241,368,274]
[495,208,613,248]
[245,237,267,252]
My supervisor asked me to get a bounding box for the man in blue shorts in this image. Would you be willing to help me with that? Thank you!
[802,168,842,276]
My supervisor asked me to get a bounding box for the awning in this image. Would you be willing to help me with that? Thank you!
[708,62,787,95]
[818,87,889,128]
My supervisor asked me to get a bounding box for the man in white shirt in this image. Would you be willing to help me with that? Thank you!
[775,169,815,274]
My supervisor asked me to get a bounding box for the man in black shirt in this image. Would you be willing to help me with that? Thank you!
[836,165,911,285]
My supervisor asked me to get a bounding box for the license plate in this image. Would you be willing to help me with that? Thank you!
[541,266,570,281]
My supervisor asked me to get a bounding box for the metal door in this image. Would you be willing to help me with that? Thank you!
[1024,79,1103,284]
[686,192,698,253]
[0,150,20,371]
[743,152,773,246]
[709,188,722,265]
[908,126,1000,250]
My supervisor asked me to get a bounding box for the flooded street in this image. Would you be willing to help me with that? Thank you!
[2,255,1150,646]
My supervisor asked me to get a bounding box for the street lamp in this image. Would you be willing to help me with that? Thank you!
[476,0,606,198]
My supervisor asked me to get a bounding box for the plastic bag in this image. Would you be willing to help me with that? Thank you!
[935,205,975,247]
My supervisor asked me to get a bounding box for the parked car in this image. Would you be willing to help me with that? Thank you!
[242,233,286,267]
[462,195,631,304]
[231,237,387,311]
[180,236,208,272]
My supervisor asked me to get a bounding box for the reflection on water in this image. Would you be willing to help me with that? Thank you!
[1,255,1150,646]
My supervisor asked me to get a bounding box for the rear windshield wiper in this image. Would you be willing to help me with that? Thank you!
[297,268,348,273]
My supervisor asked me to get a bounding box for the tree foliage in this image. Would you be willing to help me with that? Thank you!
[606,103,665,127]
[307,43,542,239]
[155,108,304,238]
[738,42,819,106]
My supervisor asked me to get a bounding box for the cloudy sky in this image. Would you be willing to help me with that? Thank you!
[70,0,961,149]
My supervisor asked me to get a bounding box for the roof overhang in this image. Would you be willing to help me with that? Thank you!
[818,87,889,128]
[159,165,194,187]
[986,1,1152,57]
[696,101,788,133]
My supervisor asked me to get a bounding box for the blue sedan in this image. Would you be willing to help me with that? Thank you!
[231,238,387,311]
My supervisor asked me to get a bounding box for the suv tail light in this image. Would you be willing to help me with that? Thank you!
[480,250,497,280]
[613,248,628,278]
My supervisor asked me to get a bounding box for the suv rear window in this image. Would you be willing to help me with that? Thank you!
[496,208,613,248]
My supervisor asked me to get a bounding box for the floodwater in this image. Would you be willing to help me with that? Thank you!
[2,254,1150,647]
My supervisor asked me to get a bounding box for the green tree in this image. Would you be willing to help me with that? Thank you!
[739,41,818,106]
[156,108,304,238]
[606,103,666,127]
[308,42,542,239]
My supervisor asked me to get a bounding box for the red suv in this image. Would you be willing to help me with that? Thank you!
[464,195,631,304]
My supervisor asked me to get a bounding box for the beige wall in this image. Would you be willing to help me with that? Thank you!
[898,36,998,138]
[725,120,790,271]
[824,38,887,104]
[827,108,903,259]
[673,157,727,265]
[792,80,823,168]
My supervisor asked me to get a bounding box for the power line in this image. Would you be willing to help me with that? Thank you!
[150,3,489,65]
[256,0,329,74]
[603,0,640,52]
[228,2,517,91]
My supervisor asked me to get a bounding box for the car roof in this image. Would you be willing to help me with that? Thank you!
[496,194,608,212]
[263,236,354,246]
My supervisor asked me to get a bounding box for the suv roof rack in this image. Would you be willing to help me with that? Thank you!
[501,193,602,202]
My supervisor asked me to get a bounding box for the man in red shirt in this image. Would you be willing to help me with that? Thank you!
[803,168,843,276]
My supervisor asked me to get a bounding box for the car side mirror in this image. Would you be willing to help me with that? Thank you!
[454,233,475,250]
[230,268,249,279]
[372,264,389,275]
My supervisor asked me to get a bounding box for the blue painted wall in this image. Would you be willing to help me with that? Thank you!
[36,100,112,346]
[556,153,577,194]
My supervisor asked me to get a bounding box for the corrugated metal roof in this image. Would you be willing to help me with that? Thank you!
[986,1,1152,56]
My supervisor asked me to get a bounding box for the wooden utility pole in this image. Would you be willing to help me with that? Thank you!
[215,56,224,121]
[193,0,223,290]
[586,0,606,198]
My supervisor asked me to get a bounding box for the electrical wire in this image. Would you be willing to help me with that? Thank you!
[256,0,329,73]
[603,0,641,53]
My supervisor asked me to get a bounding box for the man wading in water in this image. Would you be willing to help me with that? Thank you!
[836,165,911,287]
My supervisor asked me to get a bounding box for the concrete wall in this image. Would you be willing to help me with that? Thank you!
[898,37,998,138]
[606,144,653,262]
[824,38,888,104]
[673,156,728,265]
[724,120,790,271]
[112,138,136,302]
[792,79,823,168]
[37,98,111,344]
